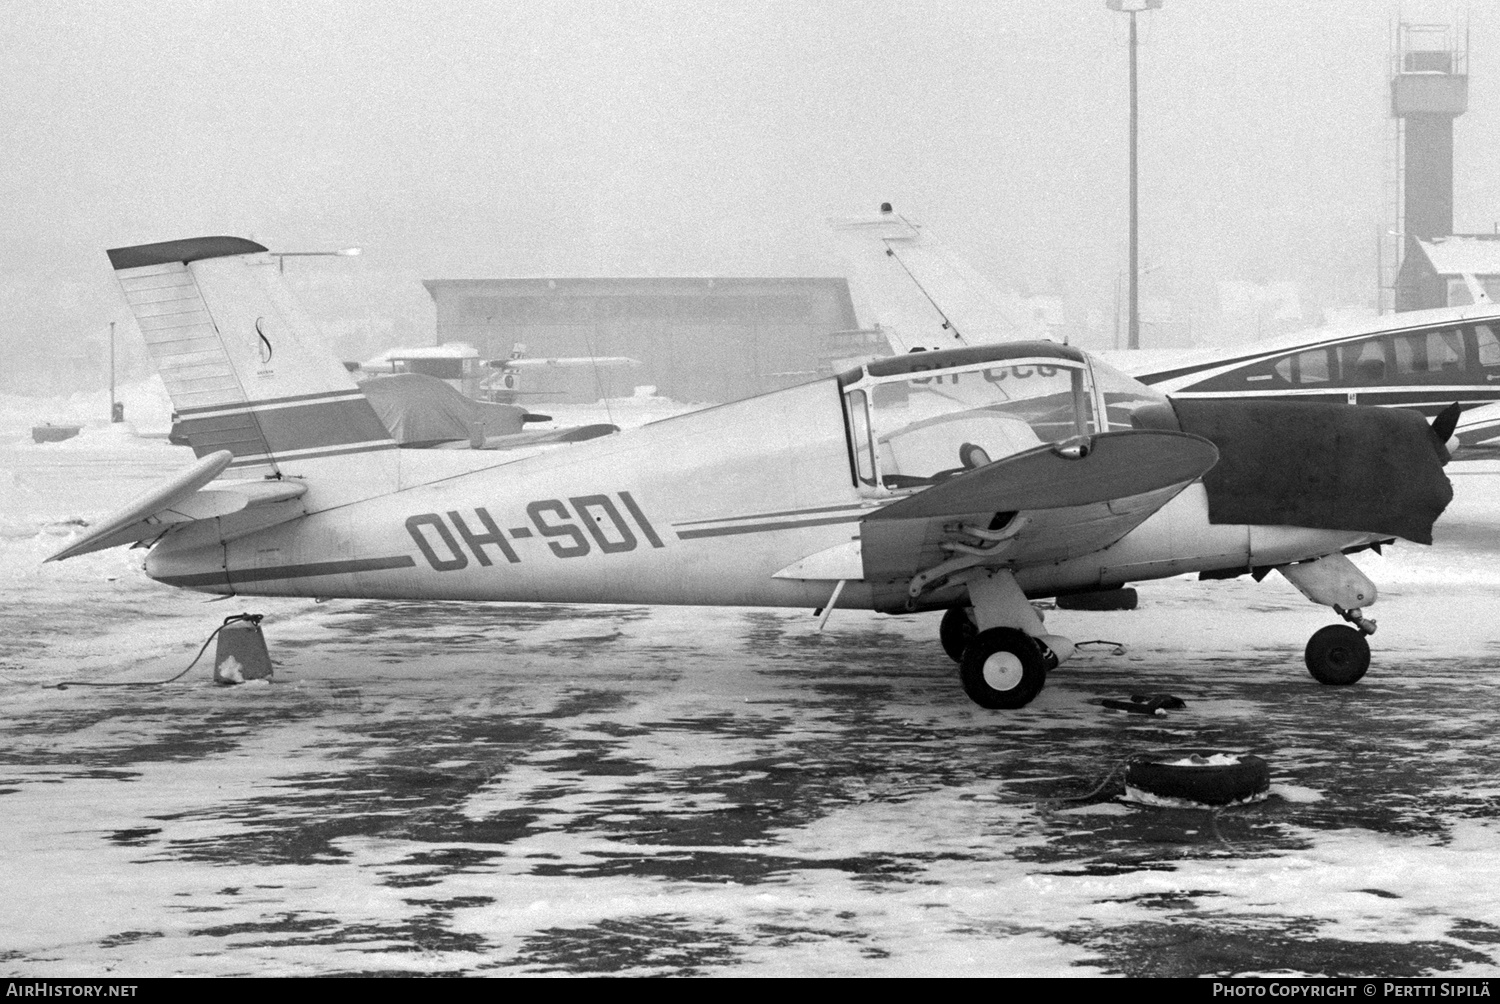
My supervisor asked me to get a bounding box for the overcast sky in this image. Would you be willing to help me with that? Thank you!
[1,0,1492,383]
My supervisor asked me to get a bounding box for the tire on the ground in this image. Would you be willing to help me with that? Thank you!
[959,627,1047,710]
[1304,624,1371,686]
[1125,751,1271,806]
[1056,587,1139,611]
[939,605,977,664]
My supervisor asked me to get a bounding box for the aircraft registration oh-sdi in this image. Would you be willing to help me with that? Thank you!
[48,236,1457,710]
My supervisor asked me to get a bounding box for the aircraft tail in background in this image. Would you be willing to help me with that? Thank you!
[827,205,1052,351]
[108,237,400,502]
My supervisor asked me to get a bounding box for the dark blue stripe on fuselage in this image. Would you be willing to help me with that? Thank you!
[675,514,863,540]
[155,554,417,588]
[175,388,365,416]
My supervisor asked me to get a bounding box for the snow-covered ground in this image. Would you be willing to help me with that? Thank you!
[1,421,1498,976]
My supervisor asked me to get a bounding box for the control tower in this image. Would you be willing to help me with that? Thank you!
[1386,22,1468,311]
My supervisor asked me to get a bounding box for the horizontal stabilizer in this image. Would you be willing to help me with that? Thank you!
[866,431,1219,522]
[46,451,308,561]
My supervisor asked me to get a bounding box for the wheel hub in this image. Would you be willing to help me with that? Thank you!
[981,652,1025,692]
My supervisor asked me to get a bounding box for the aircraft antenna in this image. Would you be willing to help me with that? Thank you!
[880,217,965,343]
[581,327,615,426]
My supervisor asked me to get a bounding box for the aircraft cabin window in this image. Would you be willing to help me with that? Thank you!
[1338,339,1388,383]
[851,359,1097,490]
[1296,351,1332,387]
[845,389,875,486]
[1427,329,1467,372]
[1392,329,1467,377]
[1274,348,1333,385]
[1475,325,1500,368]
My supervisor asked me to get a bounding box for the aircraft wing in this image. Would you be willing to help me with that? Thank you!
[856,430,1218,586]
[46,450,308,562]
[1454,400,1500,456]
[492,356,641,369]
[426,424,620,452]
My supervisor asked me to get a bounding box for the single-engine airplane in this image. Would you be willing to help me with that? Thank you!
[49,236,1454,710]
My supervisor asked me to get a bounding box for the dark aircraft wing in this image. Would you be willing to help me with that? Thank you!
[857,430,1219,585]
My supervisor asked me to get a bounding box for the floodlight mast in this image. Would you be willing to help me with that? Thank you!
[1106,0,1162,350]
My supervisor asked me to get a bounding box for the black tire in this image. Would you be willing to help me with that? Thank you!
[1125,751,1271,806]
[939,606,977,664]
[959,628,1047,709]
[1304,624,1371,686]
[1056,587,1139,611]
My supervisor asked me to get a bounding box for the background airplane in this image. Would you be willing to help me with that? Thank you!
[831,206,1500,455]
[357,342,641,405]
[49,236,1453,711]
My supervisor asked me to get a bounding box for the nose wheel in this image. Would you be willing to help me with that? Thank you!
[1304,624,1371,686]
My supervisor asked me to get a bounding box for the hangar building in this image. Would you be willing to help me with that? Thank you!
[422,277,860,404]
[1394,235,1500,311]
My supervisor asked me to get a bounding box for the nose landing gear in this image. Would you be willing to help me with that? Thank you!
[1277,553,1382,688]
[1304,623,1371,686]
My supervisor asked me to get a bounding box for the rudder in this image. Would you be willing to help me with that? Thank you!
[110,236,399,503]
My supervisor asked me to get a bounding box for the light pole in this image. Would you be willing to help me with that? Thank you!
[1113,260,1167,350]
[108,321,121,422]
[270,247,362,273]
[1107,0,1161,349]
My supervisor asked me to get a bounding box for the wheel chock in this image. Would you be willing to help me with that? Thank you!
[213,615,273,685]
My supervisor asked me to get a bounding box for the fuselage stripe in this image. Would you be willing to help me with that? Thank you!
[673,502,870,528]
[156,554,418,588]
[675,514,863,540]
[174,388,369,416]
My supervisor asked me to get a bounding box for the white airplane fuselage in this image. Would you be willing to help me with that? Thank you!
[58,234,1455,709]
[145,377,1370,612]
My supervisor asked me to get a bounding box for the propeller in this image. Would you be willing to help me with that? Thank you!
[1430,402,1461,464]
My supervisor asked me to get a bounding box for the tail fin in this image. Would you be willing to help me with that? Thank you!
[109,237,398,501]
[827,205,1051,348]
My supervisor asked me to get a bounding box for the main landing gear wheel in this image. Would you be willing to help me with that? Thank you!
[1304,624,1371,686]
[940,606,977,664]
[959,628,1047,709]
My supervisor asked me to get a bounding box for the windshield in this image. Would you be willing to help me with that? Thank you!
[1089,357,1172,431]
[846,359,1095,489]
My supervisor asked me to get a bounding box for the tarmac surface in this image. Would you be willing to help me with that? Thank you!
[2,433,1499,976]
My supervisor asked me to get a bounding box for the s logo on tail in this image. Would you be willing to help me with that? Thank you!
[255,317,274,364]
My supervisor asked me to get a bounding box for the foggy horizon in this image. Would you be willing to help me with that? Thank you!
[2,0,1493,392]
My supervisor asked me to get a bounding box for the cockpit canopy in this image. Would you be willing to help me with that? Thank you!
[838,341,1168,492]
